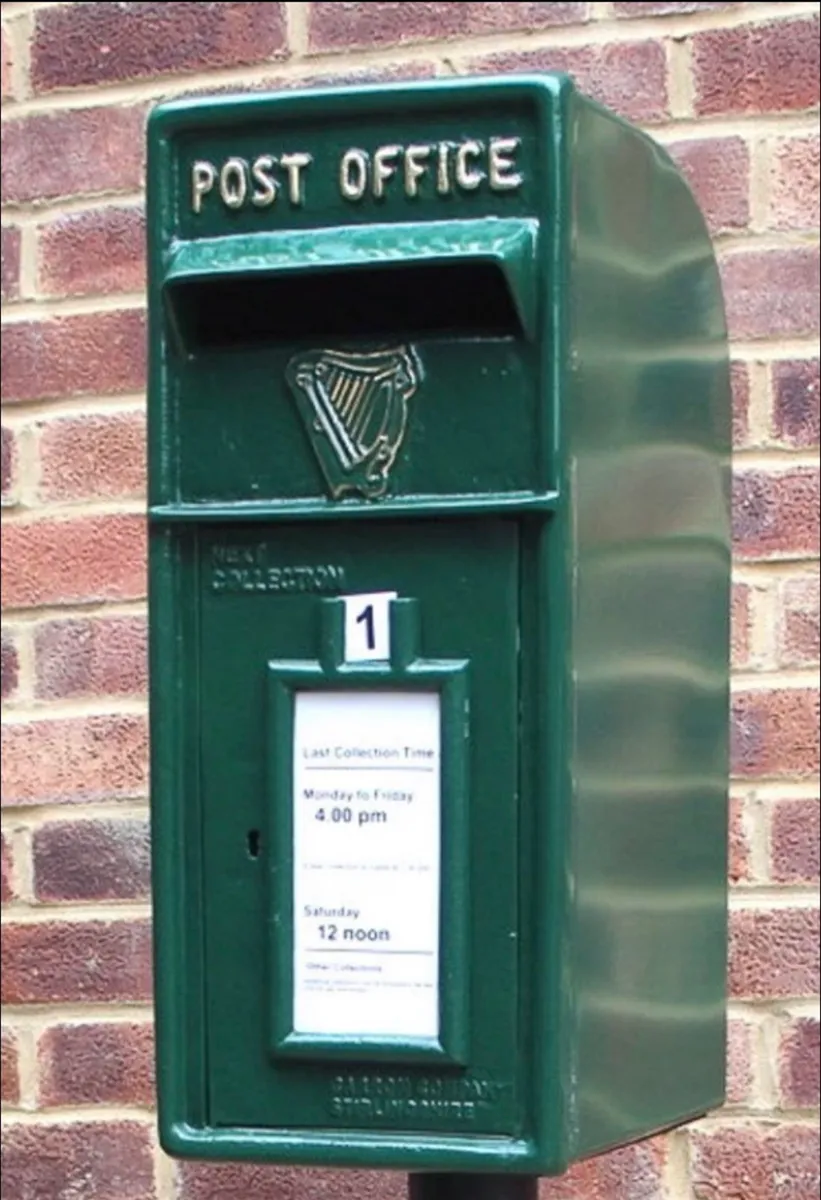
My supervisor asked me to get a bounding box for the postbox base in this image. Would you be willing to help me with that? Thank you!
[409,1174,539,1200]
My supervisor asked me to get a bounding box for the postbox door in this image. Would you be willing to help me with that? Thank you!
[197,516,523,1136]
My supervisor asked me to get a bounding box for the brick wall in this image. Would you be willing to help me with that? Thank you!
[1,3,818,1199]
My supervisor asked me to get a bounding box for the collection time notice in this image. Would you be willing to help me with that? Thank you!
[292,690,442,1040]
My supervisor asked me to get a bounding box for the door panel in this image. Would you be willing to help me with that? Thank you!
[199,518,522,1135]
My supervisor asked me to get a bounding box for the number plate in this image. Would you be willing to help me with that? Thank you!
[343,592,398,662]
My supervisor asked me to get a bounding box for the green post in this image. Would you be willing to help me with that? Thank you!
[409,1176,539,1199]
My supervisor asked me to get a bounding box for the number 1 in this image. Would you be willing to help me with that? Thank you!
[342,591,396,662]
[356,604,376,651]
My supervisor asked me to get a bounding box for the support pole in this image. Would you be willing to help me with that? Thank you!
[408,1175,539,1200]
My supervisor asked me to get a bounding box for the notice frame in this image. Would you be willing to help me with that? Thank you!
[266,596,470,1066]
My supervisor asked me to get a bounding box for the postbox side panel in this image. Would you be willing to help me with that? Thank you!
[565,95,732,1157]
[197,518,525,1140]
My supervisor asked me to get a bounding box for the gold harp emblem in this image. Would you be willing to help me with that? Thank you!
[286,346,422,500]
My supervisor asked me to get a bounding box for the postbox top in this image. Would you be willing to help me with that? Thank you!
[145,67,717,520]
[147,71,578,136]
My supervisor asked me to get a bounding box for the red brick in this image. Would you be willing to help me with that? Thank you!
[779,1016,820,1110]
[1,832,14,904]
[34,818,150,902]
[35,615,147,701]
[1,224,20,302]
[38,410,146,503]
[693,17,820,117]
[38,1022,154,1108]
[38,206,145,299]
[726,1017,754,1107]
[1,630,19,701]
[729,795,752,884]
[772,359,820,450]
[732,688,820,780]
[729,907,819,999]
[721,248,820,341]
[732,361,751,449]
[1,309,146,405]
[177,60,438,101]
[692,1124,819,1200]
[1,425,17,505]
[33,2,286,93]
[1,714,148,808]
[540,1138,666,1198]
[669,137,750,235]
[1,1027,19,1105]
[770,135,821,233]
[470,39,668,123]
[1,919,152,1004]
[615,2,738,12]
[289,62,437,89]
[770,798,820,886]
[0,1121,155,1200]
[733,468,819,561]
[779,576,820,669]
[732,582,752,670]
[1,23,12,100]
[309,2,587,51]
[1,513,146,609]
[1,105,146,205]
[178,1163,407,1200]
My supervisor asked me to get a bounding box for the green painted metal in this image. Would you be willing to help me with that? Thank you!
[196,519,521,1147]
[147,72,731,1176]
[566,93,732,1158]
[164,218,540,340]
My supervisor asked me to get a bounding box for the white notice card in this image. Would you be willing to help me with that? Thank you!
[293,690,441,1041]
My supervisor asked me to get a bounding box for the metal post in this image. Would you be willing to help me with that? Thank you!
[409,1175,539,1200]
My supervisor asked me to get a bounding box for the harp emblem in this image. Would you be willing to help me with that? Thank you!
[286,346,421,500]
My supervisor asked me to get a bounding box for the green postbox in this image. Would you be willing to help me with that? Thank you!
[147,74,732,1180]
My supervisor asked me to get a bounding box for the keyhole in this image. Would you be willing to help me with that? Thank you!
[247,830,261,859]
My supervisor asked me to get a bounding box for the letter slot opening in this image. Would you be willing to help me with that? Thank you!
[168,260,526,349]
[161,217,539,352]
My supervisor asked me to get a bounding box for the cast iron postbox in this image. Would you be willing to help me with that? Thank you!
[147,74,732,1176]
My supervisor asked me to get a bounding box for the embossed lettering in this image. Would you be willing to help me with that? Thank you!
[190,137,524,211]
[251,155,278,207]
[489,136,523,191]
[209,548,346,596]
[455,140,485,190]
[191,161,216,213]
[436,142,452,196]
[339,148,369,201]
[219,158,248,209]
[373,144,402,199]
[404,144,432,198]
[279,151,313,205]
[327,1072,508,1124]
[338,138,523,202]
